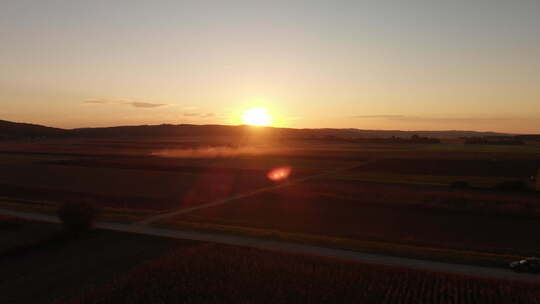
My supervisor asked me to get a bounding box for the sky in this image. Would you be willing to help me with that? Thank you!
[1,0,539,133]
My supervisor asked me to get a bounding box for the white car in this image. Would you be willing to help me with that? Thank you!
[509,258,540,273]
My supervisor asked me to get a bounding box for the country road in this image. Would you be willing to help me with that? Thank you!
[1,208,539,283]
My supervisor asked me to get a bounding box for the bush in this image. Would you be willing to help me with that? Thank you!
[57,201,99,234]
[494,180,529,192]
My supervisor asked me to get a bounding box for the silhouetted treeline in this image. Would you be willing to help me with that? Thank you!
[516,135,540,142]
[463,136,525,145]
[312,134,441,144]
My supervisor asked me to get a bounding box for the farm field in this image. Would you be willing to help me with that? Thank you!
[64,243,540,304]
[334,157,540,188]
[162,177,540,264]
[356,158,540,177]
[1,138,539,266]
[0,219,197,304]
[0,138,364,211]
[2,218,539,304]
[0,215,61,254]
[0,160,278,210]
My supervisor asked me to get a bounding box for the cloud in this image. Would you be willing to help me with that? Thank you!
[130,102,166,108]
[349,114,540,126]
[84,100,114,105]
[391,117,516,123]
[351,114,523,123]
[84,99,167,108]
[183,112,214,117]
[352,115,406,119]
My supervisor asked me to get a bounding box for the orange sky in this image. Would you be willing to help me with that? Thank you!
[1,1,539,133]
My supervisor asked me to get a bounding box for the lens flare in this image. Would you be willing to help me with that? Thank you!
[267,166,292,182]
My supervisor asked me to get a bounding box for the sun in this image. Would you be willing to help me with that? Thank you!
[242,107,272,126]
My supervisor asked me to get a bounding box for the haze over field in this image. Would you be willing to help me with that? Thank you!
[1,0,540,133]
[152,146,292,158]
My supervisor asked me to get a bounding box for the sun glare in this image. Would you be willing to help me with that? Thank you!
[267,166,292,182]
[242,107,272,126]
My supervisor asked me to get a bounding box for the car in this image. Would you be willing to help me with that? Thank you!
[509,258,540,273]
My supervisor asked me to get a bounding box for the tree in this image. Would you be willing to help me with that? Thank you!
[57,201,99,234]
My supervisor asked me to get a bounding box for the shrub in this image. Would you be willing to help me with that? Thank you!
[57,201,99,234]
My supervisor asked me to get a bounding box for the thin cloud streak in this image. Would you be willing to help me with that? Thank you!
[130,102,167,108]
[183,112,215,117]
[351,115,536,123]
[84,100,113,105]
[83,100,167,108]
[352,115,406,119]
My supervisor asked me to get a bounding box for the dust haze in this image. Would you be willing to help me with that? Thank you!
[151,145,292,158]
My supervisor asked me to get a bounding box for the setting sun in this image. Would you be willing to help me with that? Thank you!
[241,107,272,126]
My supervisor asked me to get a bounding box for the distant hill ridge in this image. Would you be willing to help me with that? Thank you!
[0,119,525,140]
[0,120,67,139]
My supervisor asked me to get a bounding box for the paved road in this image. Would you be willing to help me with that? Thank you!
[136,162,367,225]
[1,208,539,283]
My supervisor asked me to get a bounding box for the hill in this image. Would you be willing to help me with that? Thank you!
[70,124,512,139]
[0,120,517,140]
[0,120,68,140]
